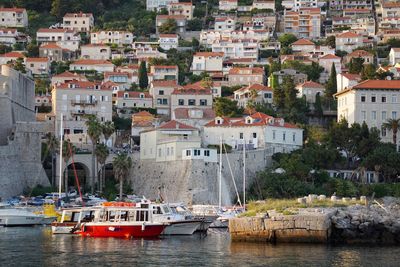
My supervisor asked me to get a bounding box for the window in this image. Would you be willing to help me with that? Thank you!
[372,111,377,120]
[188,99,195,105]
[186,150,191,156]
[381,127,387,137]
[361,95,366,102]
[283,132,286,141]
[166,147,170,156]
[393,111,398,119]
[382,111,387,120]
[361,111,366,120]
[272,130,276,140]
[382,95,386,103]
[252,133,257,138]
[204,150,210,157]
[239,133,244,139]
[171,147,174,155]
[158,148,162,157]
[159,90,164,95]
[178,99,184,105]
[371,95,376,102]
[264,93,272,99]
[392,94,397,103]
[194,149,200,156]
[292,133,296,142]
[200,99,207,106]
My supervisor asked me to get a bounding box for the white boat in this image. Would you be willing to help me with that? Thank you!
[149,202,202,235]
[170,203,212,232]
[51,207,98,234]
[0,209,48,226]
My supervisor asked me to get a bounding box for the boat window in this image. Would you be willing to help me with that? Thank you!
[162,206,171,214]
[128,211,135,221]
[121,211,128,221]
[136,210,149,222]
[153,206,162,214]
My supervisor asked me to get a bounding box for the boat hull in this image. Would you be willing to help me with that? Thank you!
[51,222,77,234]
[78,224,166,238]
[162,221,202,235]
[0,215,44,226]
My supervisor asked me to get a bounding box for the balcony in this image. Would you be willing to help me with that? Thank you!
[71,100,97,105]
[70,110,98,116]
[158,136,201,144]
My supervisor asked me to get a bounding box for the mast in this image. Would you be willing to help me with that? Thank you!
[243,138,246,211]
[219,135,222,209]
[58,113,63,198]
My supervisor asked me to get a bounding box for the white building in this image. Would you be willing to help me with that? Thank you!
[234,84,273,108]
[336,73,361,92]
[214,17,237,31]
[115,91,153,110]
[319,54,341,75]
[211,38,259,60]
[203,112,303,153]
[150,65,179,81]
[25,58,50,76]
[147,0,178,11]
[191,52,224,75]
[219,0,238,10]
[150,80,178,115]
[0,28,26,46]
[228,67,265,87]
[335,80,400,146]
[81,44,111,60]
[335,31,364,53]
[389,48,400,66]
[167,2,194,20]
[140,120,213,162]
[252,0,275,10]
[63,12,94,33]
[36,28,81,51]
[69,59,115,73]
[296,81,324,104]
[159,34,179,50]
[0,51,25,65]
[90,30,133,45]
[0,7,28,28]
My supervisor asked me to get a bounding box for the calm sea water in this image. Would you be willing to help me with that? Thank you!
[0,227,399,267]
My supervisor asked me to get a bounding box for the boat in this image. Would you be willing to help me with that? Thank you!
[51,207,99,234]
[150,202,202,235]
[0,208,51,226]
[170,203,212,232]
[74,202,167,238]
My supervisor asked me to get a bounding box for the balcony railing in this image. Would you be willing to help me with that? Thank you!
[71,100,98,105]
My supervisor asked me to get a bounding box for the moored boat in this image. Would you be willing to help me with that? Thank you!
[0,208,48,226]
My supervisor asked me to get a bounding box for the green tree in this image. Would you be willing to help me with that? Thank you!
[348,58,364,74]
[282,76,297,112]
[102,121,115,146]
[45,133,59,186]
[324,63,337,110]
[159,18,177,34]
[213,97,243,117]
[314,93,323,117]
[51,0,69,19]
[361,64,376,80]
[138,61,148,89]
[85,115,103,193]
[113,153,132,200]
[273,84,285,110]
[363,143,400,182]
[11,57,26,73]
[62,140,76,195]
[95,143,109,192]
[326,36,336,48]
[26,40,39,57]
[278,33,298,48]
[383,118,400,146]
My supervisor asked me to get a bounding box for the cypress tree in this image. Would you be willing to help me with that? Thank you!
[139,61,148,89]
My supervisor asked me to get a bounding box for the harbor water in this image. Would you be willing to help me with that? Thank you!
[1,227,400,266]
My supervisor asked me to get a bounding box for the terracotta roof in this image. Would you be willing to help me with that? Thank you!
[71,59,113,65]
[194,52,224,57]
[37,28,74,33]
[0,28,17,33]
[0,8,25,13]
[353,80,400,90]
[229,67,264,75]
[337,32,361,38]
[40,43,62,49]
[348,50,373,57]
[391,48,400,52]
[236,84,272,93]
[341,73,361,80]
[172,83,212,95]
[53,71,85,78]
[158,120,197,130]
[298,81,324,88]
[152,65,178,69]
[151,80,177,87]
[320,54,341,60]
[382,2,400,8]
[292,39,315,46]
[159,34,178,38]
[26,57,48,62]
[117,91,151,98]
[173,108,216,119]
[57,80,102,90]
[0,51,25,58]
[133,111,153,117]
[156,15,186,20]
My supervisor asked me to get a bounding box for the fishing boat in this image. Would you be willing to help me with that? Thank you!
[150,202,202,235]
[74,202,167,238]
[0,208,50,226]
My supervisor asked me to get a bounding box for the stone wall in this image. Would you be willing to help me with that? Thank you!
[129,148,272,205]
[0,122,50,199]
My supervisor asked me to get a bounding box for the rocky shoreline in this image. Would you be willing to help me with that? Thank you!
[229,197,400,244]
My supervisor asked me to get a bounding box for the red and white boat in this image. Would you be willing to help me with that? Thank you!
[74,202,167,238]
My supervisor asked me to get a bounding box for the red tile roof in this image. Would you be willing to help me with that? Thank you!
[158,120,197,130]
[320,54,341,60]
[353,80,400,90]
[71,59,113,65]
[236,83,272,92]
[337,32,361,38]
[341,73,361,80]
[133,111,153,117]
[229,67,264,75]
[173,108,216,119]
[151,80,177,87]
[53,71,85,79]
[0,51,25,58]
[40,43,63,49]
[348,50,373,57]
[0,8,25,13]
[194,52,224,57]
[37,28,74,33]
[299,81,324,88]
[292,39,315,46]
[57,80,101,90]
[26,57,48,62]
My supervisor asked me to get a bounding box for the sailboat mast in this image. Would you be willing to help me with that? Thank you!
[219,136,222,209]
[243,138,246,210]
[58,113,63,198]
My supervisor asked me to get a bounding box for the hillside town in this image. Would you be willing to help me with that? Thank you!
[0,0,400,203]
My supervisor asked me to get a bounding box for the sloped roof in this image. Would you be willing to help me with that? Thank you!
[299,81,324,88]
[173,108,216,119]
[158,120,197,130]
[292,39,315,46]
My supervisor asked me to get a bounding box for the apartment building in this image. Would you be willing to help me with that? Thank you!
[70,59,115,73]
[389,48,400,66]
[191,52,224,75]
[39,43,75,62]
[150,80,177,115]
[0,8,28,28]
[63,12,94,33]
[25,58,50,76]
[329,0,373,12]
[150,65,179,81]
[335,32,364,53]
[170,83,213,114]
[0,28,26,46]
[114,91,153,110]
[336,73,361,92]
[156,15,186,35]
[36,28,81,51]
[200,30,271,47]
[147,0,178,11]
[214,17,237,31]
[52,80,113,145]
[211,38,259,60]
[167,2,194,20]
[284,8,321,39]
[159,34,179,50]
[335,80,400,146]
[90,30,134,45]
[234,84,273,108]
[203,112,303,152]
[81,44,111,60]
[228,67,265,86]
[219,0,238,10]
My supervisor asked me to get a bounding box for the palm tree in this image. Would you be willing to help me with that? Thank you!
[113,153,132,200]
[62,140,75,195]
[102,121,115,146]
[383,118,400,147]
[95,143,109,192]
[85,115,103,193]
[45,133,59,186]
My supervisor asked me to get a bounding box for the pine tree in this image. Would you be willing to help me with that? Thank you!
[282,76,297,111]
[139,61,148,89]
[314,93,323,117]
[324,63,337,110]
[361,64,376,80]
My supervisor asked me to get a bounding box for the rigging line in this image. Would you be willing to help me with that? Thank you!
[68,142,84,206]
[223,143,242,208]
